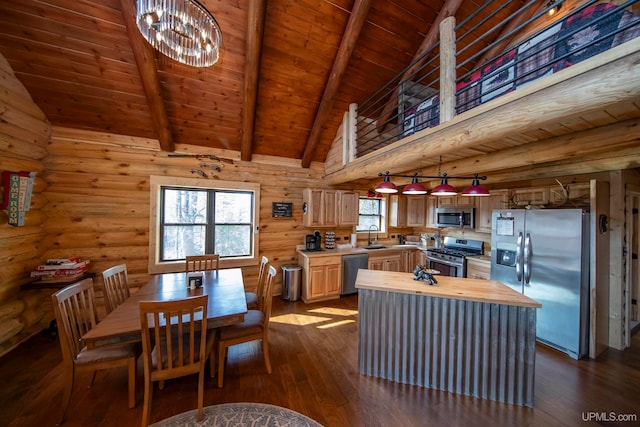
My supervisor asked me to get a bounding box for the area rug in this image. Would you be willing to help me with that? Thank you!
[150,402,323,427]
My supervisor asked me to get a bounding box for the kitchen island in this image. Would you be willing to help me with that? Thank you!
[355,269,541,407]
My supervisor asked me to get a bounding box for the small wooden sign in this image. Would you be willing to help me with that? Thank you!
[272,202,293,218]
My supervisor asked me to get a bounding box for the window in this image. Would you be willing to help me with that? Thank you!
[160,188,253,260]
[357,197,383,232]
[150,176,260,273]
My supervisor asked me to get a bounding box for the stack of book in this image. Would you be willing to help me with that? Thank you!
[30,257,90,283]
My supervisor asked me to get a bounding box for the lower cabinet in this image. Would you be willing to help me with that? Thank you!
[298,254,342,303]
[406,249,426,272]
[368,250,404,272]
[466,257,491,280]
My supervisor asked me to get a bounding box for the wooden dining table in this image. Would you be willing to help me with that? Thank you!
[83,268,248,349]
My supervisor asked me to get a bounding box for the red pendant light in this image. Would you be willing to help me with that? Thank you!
[462,174,490,196]
[402,174,428,195]
[431,175,457,196]
[375,172,398,194]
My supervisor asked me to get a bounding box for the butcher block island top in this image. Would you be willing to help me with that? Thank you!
[355,269,541,308]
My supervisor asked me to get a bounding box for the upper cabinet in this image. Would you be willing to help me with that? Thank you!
[388,194,407,227]
[510,187,549,208]
[475,190,509,233]
[338,191,359,226]
[406,196,426,227]
[303,189,359,227]
[389,194,425,227]
[426,196,438,228]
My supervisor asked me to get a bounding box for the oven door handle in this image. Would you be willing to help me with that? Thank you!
[427,256,461,268]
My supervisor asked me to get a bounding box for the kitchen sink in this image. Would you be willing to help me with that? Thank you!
[363,245,387,250]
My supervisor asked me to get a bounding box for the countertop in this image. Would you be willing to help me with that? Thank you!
[355,269,541,308]
[297,244,430,258]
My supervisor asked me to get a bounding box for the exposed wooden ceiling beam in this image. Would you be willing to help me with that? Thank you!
[240,0,266,162]
[375,0,464,134]
[300,0,374,168]
[119,0,174,152]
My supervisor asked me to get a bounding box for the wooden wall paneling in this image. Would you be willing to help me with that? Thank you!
[590,179,610,358]
[45,128,328,301]
[608,171,625,350]
[0,52,49,357]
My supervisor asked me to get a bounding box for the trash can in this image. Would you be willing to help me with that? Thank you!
[281,265,302,301]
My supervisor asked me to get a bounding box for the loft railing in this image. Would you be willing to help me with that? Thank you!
[339,0,640,164]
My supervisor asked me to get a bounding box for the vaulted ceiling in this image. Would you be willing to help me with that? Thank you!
[0,0,532,166]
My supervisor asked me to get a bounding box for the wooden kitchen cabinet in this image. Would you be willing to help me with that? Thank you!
[549,182,590,206]
[475,189,509,233]
[323,190,338,227]
[368,250,404,272]
[338,190,359,226]
[298,254,342,303]
[303,189,324,227]
[510,187,549,208]
[436,195,456,207]
[389,194,407,227]
[406,248,426,272]
[406,196,426,226]
[303,188,358,227]
[425,196,437,228]
[466,257,491,280]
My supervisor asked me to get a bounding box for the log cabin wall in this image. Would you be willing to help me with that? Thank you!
[43,127,351,312]
[0,53,50,356]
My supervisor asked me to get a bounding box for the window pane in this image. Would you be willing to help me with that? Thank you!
[215,225,251,256]
[162,225,206,260]
[359,198,380,215]
[357,198,382,231]
[163,189,208,224]
[215,192,252,223]
[358,216,381,231]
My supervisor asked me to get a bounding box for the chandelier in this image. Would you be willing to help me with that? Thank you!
[136,0,222,67]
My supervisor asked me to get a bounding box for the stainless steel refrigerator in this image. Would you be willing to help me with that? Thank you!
[490,209,590,359]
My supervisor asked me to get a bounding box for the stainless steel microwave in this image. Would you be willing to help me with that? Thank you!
[435,206,475,228]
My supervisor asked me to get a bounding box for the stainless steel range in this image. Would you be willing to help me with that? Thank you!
[426,237,484,277]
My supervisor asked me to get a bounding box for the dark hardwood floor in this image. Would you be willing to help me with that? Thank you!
[1,294,639,427]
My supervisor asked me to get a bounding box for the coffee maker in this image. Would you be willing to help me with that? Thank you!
[305,231,322,251]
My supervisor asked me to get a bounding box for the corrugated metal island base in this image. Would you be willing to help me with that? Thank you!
[355,269,542,407]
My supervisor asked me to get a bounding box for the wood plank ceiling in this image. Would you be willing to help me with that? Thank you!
[0,0,534,166]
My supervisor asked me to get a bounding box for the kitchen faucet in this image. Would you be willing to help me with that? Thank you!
[368,224,379,246]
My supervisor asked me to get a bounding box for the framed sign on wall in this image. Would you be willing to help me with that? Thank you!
[272,202,293,218]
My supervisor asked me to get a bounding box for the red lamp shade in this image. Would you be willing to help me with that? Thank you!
[402,175,428,195]
[462,175,490,196]
[432,176,457,196]
[375,172,398,194]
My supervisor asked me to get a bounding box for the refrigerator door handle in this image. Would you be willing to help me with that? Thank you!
[524,232,532,284]
[515,232,523,282]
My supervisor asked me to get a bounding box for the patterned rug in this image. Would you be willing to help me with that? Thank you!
[150,402,323,427]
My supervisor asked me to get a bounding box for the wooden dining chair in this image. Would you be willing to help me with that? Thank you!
[102,263,130,314]
[217,265,277,388]
[185,254,219,272]
[245,256,269,310]
[51,278,140,425]
[139,295,216,426]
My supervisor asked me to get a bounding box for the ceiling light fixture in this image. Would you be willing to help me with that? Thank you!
[374,172,399,194]
[375,172,489,197]
[546,0,562,16]
[136,0,222,67]
[403,173,429,195]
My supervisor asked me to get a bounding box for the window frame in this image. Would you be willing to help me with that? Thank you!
[356,196,388,236]
[149,175,260,274]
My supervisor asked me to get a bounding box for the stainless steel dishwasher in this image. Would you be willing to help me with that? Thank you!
[341,253,368,295]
